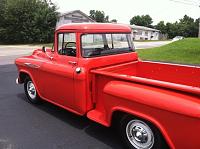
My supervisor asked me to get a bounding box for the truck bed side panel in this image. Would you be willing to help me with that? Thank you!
[87,72,200,149]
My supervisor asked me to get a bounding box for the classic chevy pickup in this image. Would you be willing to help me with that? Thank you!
[15,23,200,149]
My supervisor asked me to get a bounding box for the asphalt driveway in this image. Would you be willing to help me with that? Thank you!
[0,64,124,149]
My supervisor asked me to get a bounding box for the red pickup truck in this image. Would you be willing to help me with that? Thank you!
[15,23,200,149]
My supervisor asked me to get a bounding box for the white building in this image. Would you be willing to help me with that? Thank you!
[56,10,160,41]
[56,10,95,28]
[130,25,160,40]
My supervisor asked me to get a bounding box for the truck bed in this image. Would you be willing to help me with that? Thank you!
[91,61,200,95]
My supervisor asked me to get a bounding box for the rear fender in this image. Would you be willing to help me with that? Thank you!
[109,107,175,149]
[103,81,200,149]
[104,81,200,119]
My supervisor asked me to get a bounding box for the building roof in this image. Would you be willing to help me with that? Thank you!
[130,24,160,32]
[56,23,132,32]
[58,10,95,22]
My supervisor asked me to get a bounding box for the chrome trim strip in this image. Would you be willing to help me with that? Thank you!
[24,63,40,68]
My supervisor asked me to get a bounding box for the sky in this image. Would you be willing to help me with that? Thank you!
[51,0,200,25]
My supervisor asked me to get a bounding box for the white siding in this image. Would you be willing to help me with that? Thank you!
[133,30,160,40]
[56,11,95,28]
[131,25,160,40]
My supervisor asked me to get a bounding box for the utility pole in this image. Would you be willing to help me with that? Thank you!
[198,18,200,38]
[199,4,200,38]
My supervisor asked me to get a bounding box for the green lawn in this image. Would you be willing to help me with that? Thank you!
[29,43,53,48]
[137,38,200,65]
[43,43,53,48]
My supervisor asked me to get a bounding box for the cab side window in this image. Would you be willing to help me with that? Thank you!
[58,33,76,57]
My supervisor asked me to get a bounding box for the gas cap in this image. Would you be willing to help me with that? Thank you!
[75,67,81,74]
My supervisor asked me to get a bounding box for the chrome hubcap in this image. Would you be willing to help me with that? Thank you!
[27,81,36,99]
[126,120,154,149]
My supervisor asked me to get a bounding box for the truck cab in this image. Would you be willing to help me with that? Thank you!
[15,23,200,149]
[17,23,137,114]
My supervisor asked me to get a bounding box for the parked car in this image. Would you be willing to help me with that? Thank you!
[172,36,184,41]
[15,23,200,149]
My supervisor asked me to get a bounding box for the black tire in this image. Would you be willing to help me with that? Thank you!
[24,77,41,104]
[118,115,164,149]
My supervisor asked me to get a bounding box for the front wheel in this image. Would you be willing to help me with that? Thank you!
[24,77,41,104]
[119,115,164,149]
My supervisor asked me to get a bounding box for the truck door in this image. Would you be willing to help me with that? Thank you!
[41,32,77,109]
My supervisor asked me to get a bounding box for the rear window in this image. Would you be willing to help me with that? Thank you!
[81,33,134,58]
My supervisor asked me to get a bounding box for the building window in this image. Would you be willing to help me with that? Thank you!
[136,30,143,35]
[72,14,83,18]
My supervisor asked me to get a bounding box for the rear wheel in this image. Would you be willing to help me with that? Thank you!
[119,115,164,149]
[24,77,41,104]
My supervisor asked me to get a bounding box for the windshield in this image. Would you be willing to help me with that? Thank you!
[81,33,134,58]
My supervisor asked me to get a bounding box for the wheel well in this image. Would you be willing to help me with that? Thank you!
[111,111,127,126]
[19,72,30,83]
[111,111,170,149]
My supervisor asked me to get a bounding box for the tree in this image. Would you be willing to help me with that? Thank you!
[155,15,199,39]
[178,15,197,37]
[130,15,153,27]
[155,21,167,34]
[89,10,109,23]
[110,19,117,23]
[0,0,6,24]
[0,0,7,40]
[165,22,179,39]
[195,18,200,37]
[0,0,58,43]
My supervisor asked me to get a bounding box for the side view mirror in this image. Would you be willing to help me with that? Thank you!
[42,46,46,53]
[51,44,54,52]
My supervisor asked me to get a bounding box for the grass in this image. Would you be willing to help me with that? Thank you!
[28,43,53,48]
[42,43,53,48]
[137,38,200,65]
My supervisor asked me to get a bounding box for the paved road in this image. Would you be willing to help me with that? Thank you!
[0,64,124,149]
[0,45,40,65]
[0,41,171,65]
[134,41,172,49]
[0,45,40,57]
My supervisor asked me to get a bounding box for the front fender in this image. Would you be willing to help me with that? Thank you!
[15,57,44,98]
[17,69,43,98]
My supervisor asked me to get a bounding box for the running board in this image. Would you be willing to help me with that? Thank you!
[87,110,109,127]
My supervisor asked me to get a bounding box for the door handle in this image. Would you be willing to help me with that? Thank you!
[68,61,77,66]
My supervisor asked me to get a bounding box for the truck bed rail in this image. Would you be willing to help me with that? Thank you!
[91,69,200,96]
